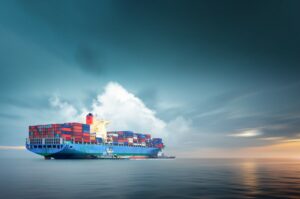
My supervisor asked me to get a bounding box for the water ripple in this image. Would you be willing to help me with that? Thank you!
[0,158,300,198]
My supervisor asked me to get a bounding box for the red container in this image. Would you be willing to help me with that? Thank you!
[72,125,82,128]
[62,134,71,140]
[73,130,83,134]
[155,143,164,148]
[61,128,71,132]
[69,122,82,126]
[74,137,83,142]
[72,129,82,132]
[72,132,83,135]
[73,135,83,138]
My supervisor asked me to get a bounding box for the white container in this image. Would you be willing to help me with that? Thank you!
[128,138,133,143]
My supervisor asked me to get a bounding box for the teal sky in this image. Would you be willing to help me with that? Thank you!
[1,0,300,157]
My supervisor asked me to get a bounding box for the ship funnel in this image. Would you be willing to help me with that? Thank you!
[86,113,93,125]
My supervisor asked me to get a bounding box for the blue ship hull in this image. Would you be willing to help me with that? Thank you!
[26,141,161,159]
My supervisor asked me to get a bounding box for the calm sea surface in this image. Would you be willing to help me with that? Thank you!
[0,154,300,199]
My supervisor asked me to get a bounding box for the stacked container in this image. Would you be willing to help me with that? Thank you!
[29,124,165,148]
[106,131,163,148]
[29,123,92,143]
[29,124,62,139]
[90,133,96,143]
[151,138,164,149]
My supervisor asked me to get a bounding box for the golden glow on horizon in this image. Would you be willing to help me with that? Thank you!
[176,140,300,158]
[282,139,300,142]
[0,146,25,150]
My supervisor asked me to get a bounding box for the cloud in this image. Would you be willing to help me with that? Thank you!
[161,116,195,151]
[229,129,262,137]
[49,95,79,121]
[90,82,166,137]
[75,44,106,75]
[48,82,190,144]
[259,137,284,141]
[0,112,23,120]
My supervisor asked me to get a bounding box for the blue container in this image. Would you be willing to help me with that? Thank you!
[82,124,90,132]
[152,138,162,142]
[96,138,103,143]
[123,131,134,136]
[135,133,141,137]
[62,131,72,135]
[62,123,71,128]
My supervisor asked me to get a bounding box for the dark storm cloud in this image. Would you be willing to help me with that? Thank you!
[0,0,300,149]
[15,0,300,81]
[188,83,300,139]
[15,0,112,75]
[109,0,300,80]
[0,113,22,120]
[0,96,51,110]
[75,44,106,75]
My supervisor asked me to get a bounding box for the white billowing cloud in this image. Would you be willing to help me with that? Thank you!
[49,95,79,121]
[48,82,191,143]
[49,82,187,138]
[164,116,192,145]
[91,82,167,138]
[229,129,262,137]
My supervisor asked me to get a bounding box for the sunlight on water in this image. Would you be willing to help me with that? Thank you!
[240,161,259,196]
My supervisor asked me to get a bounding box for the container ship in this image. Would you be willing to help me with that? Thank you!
[26,113,169,159]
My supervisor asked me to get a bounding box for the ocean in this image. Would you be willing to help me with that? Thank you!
[0,152,300,199]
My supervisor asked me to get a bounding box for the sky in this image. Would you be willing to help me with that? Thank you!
[0,0,300,158]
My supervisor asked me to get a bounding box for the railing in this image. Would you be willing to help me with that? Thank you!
[26,138,63,145]
[26,138,151,148]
